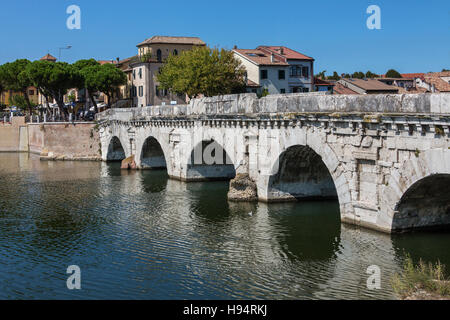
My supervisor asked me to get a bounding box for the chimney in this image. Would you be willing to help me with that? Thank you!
[233,45,237,50]
[280,47,284,55]
[271,53,274,63]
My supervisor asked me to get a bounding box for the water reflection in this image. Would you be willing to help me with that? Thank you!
[0,153,449,299]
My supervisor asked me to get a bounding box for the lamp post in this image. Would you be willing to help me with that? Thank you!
[58,45,72,61]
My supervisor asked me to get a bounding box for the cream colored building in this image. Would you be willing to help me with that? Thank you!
[130,36,206,107]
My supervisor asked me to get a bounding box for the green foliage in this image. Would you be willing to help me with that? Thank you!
[25,60,82,116]
[0,59,33,92]
[9,94,28,109]
[392,255,450,299]
[73,59,99,73]
[157,46,246,98]
[84,63,126,105]
[258,88,269,98]
[386,69,402,78]
[67,93,76,102]
[140,52,152,63]
[365,71,378,78]
[327,71,341,81]
[315,70,326,79]
[0,59,33,111]
[351,71,365,79]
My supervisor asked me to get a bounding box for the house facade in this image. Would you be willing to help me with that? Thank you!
[232,46,314,95]
[130,36,206,107]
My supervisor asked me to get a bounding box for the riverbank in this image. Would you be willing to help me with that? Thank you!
[0,117,101,160]
[392,256,450,300]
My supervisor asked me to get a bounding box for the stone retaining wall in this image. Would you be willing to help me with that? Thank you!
[0,118,101,160]
[27,122,101,160]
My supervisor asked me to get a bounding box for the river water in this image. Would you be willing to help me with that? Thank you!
[0,152,449,300]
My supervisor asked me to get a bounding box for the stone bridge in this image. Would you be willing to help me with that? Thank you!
[96,92,450,233]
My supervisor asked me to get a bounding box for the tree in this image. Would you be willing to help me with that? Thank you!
[73,59,101,112]
[9,94,29,111]
[84,63,126,109]
[316,70,326,80]
[0,64,5,106]
[365,71,378,78]
[386,69,402,78]
[0,59,34,114]
[327,71,340,81]
[352,71,365,79]
[25,60,82,119]
[157,46,246,98]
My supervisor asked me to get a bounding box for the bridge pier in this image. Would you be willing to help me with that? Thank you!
[97,92,450,233]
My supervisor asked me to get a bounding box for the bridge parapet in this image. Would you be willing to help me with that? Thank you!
[97,92,450,123]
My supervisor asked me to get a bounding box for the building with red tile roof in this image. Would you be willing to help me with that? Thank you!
[40,53,57,62]
[233,45,314,95]
[337,78,399,94]
[333,82,359,95]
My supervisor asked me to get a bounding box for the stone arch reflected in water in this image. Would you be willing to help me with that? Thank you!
[267,145,338,202]
[106,136,126,161]
[393,174,450,232]
[186,140,236,181]
[140,136,167,170]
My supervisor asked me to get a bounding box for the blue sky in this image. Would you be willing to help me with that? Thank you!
[0,0,448,75]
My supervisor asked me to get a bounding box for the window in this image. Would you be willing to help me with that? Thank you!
[290,65,309,78]
[132,85,137,97]
[280,89,285,94]
[261,70,268,79]
[278,70,285,80]
[157,49,162,62]
[139,68,142,79]
[133,70,136,79]
[138,86,143,97]
[155,86,159,97]
[302,66,309,78]
[173,49,178,56]
[29,90,34,96]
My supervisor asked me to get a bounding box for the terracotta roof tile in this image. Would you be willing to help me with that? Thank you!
[233,49,289,66]
[314,78,333,86]
[333,82,359,95]
[424,72,450,92]
[258,46,314,61]
[138,36,205,47]
[246,79,260,87]
[341,78,399,92]
[40,53,57,61]
[401,73,425,79]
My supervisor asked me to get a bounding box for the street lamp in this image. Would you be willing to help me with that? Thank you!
[58,45,72,61]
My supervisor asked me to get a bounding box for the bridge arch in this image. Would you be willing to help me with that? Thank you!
[185,139,237,181]
[260,130,352,221]
[137,136,168,170]
[379,149,450,232]
[105,136,127,161]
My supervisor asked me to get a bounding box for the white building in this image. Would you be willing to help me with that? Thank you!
[233,46,314,95]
